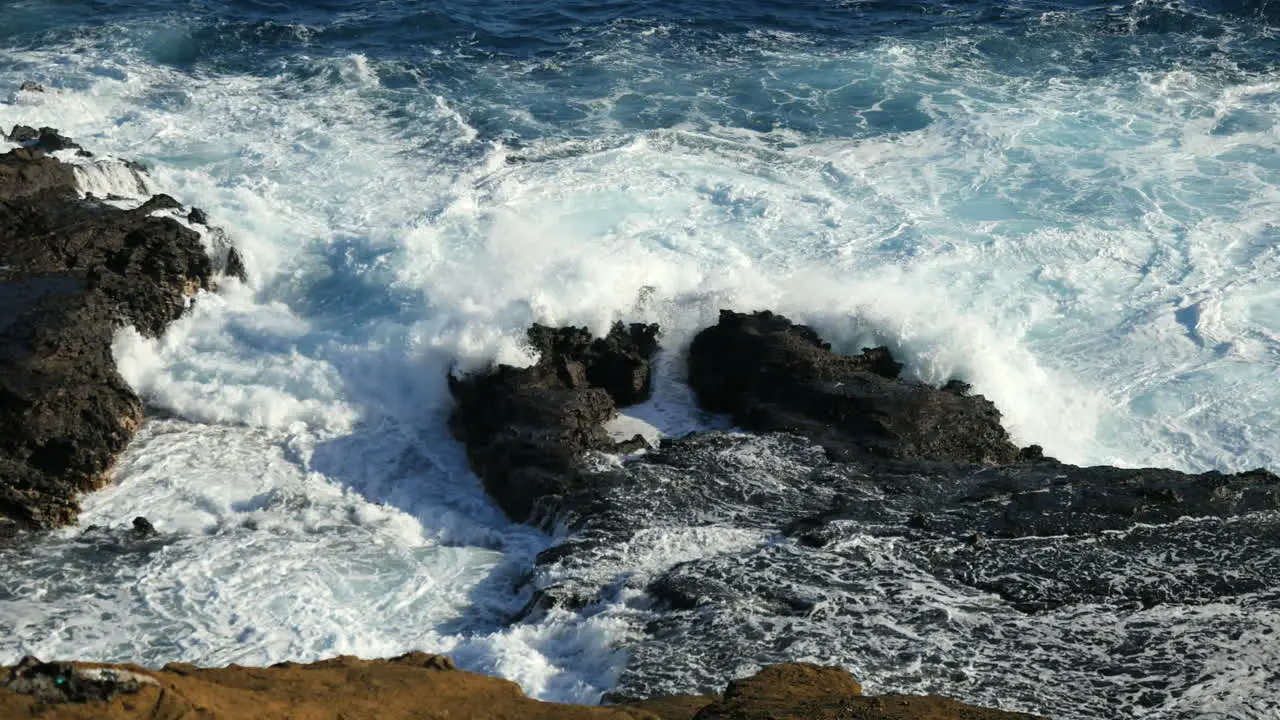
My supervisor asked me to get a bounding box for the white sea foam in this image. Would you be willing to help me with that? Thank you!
[1,12,1278,714]
[70,157,154,200]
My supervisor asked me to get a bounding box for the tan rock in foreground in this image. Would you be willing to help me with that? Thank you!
[1,653,1046,720]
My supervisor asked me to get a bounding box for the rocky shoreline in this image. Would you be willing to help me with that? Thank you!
[0,128,243,533]
[1,655,1043,719]
[446,311,1280,709]
[4,125,1278,717]
[448,309,1279,545]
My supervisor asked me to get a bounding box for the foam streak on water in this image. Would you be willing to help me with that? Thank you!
[1,0,1278,715]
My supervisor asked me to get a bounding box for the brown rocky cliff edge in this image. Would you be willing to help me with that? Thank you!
[0,655,1046,720]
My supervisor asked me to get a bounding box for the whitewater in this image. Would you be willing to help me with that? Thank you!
[1,0,1278,717]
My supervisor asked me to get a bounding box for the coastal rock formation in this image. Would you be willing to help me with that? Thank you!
[523,427,1280,706]
[458,314,1280,711]
[688,310,1022,464]
[448,322,659,522]
[4,126,89,156]
[782,457,1280,543]
[0,137,230,530]
[0,656,1043,720]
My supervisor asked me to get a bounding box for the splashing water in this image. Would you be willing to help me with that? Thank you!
[1,0,1278,715]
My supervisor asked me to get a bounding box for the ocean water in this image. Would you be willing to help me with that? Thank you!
[0,0,1278,716]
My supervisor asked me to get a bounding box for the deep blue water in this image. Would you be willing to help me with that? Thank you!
[5,1,1280,133]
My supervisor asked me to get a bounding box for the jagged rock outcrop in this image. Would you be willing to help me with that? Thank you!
[448,322,659,522]
[4,125,89,156]
[0,656,1043,720]
[477,314,1280,709]
[688,310,1024,464]
[0,137,231,530]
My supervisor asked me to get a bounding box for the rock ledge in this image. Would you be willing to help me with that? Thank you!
[1,656,1045,720]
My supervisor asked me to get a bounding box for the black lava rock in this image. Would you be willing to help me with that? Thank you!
[132,516,158,537]
[0,136,225,530]
[448,322,660,523]
[687,309,1020,464]
[224,246,247,281]
[5,125,39,143]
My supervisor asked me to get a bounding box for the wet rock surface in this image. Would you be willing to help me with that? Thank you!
[0,138,227,530]
[0,656,1039,719]
[523,427,1280,715]
[688,310,1022,464]
[448,321,659,523]
[448,315,1280,717]
[4,126,89,156]
[130,516,157,538]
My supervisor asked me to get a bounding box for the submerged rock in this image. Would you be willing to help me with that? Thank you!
[448,321,659,522]
[131,516,157,537]
[0,656,1040,719]
[0,136,229,529]
[688,310,1021,464]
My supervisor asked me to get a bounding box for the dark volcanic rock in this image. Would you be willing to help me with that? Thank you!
[0,140,219,530]
[0,146,76,199]
[5,125,39,143]
[136,193,182,214]
[131,516,157,537]
[223,246,247,282]
[688,310,1020,464]
[6,126,90,156]
[19,81,45,93]
[443,309,1279,715]
[518,429,1280,709]
[448,322,659,523]
[33,128,88,155]
[0,274,144,528]
[773,453,1280,542]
